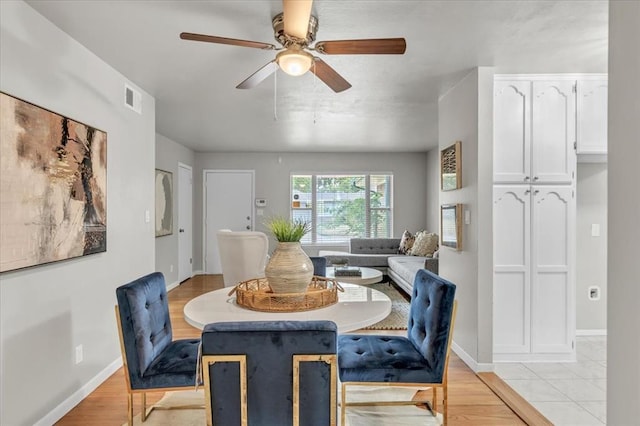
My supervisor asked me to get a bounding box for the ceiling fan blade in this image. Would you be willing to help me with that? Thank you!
[309,58,352,93]
[236,61,279,89]
[283,0,313,39]
[180,32,276,50]
[315,38,406,55]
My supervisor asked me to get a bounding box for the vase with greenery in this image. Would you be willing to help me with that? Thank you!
[264,217,313,293]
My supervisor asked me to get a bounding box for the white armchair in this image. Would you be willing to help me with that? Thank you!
[216,230,269,288]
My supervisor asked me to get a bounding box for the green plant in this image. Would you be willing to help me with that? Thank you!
[265,217,311,242]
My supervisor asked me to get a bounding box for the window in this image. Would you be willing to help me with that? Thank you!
[291,174,393,244]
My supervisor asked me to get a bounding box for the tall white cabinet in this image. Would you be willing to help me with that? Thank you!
[493,75,581,362]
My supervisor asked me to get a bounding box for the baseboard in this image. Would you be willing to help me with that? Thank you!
[452,342,494,373]
[193,269,204,276]
[576,329,607,336]
[34,357,122,426]
[166,279,180,292]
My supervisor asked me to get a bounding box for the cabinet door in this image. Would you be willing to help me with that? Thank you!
[494,81,531,184]
[531,81,576,184]
[577,79,608,154]
[530,185,575,354]
[493,185,531,354]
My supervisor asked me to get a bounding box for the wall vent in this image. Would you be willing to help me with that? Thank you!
[124,83,142,114]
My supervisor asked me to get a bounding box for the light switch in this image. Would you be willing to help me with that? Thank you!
[145,210,151,223]
[591,223,600,237]
[464,210,471,225]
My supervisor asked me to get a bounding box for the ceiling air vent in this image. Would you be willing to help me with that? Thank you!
[124,83,142,114]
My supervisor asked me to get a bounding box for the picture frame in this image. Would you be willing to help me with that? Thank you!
[441,141,462,191]
[0,92,107,272]
[441,204,463,250]
[155,169,173,237]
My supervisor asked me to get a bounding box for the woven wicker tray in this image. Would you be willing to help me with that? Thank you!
[229,276,344,312]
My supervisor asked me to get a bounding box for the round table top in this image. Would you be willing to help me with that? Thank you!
[183,283,391,333]
[325,267,383,285]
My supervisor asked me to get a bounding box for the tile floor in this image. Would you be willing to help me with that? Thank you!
[494,336,607,425]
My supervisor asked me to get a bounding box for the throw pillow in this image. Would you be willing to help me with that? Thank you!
[410,231,439,257]
[398,230,415,254]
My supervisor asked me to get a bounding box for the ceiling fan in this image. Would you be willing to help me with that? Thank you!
[180,0,406,93]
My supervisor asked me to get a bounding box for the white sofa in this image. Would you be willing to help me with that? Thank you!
[319,238,438,295]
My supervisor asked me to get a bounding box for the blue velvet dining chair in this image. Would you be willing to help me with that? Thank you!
[310,256,327,277]
[337,269,457,425]
[200,320,337,426]
[115,272,202,425]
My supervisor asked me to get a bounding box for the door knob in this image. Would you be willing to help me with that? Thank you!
[246,216,250,221]
[246,225,251,230]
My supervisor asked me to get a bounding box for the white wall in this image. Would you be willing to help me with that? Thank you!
[425,148,440,232]
[607,2,640,423]
[192,152,431,270]
[155,133,195,284]
[576,163,607,331]
[0,2,156,425]
[438,68,495,369]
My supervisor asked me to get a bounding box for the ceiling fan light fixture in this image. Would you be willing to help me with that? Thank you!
[276,47,313,76]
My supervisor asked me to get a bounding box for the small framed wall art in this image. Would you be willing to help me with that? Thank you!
[440,204,463,251]
[155,169,173,237]
[441,141,462,191]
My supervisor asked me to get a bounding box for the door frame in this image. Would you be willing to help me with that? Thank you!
[202,169,255,273]
[178,162,193,282]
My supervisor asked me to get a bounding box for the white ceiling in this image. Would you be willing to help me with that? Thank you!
[26,0,608,153]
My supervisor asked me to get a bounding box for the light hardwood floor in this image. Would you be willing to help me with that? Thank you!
[55,275,526,425]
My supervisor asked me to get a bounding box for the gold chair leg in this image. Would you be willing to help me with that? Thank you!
[127,393,133,426]
[443,385,448,426]
[432,386,437,413]
[141,392,147,422]
[341,383,347,426]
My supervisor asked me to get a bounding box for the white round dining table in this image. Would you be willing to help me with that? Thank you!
[183,282,391,333]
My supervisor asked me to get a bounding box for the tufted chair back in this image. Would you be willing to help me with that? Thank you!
[201,320,337,426]
[309,256,327,277]
[116,272,173,382]
[407,269,457,382]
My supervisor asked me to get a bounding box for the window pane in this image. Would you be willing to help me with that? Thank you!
[370,175,392,208]
[317,175,366,243]
[292,209,313,243]
[370,209,391,238]
[291,175,312,209]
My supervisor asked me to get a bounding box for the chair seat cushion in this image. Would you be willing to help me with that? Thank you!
[338,334,443,384]
[138,338,200,389]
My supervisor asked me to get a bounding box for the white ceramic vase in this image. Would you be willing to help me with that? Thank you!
[265,242,313,293]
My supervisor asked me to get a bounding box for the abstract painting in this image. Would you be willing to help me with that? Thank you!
[155,169,173,237]
[0,92,107,272]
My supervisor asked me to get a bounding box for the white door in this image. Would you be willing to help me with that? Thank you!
[204,170,254,274]
[494,80,531,184]
[178,164,193,282]
[530,185,575,354]
[531,81,576,184]
[493,185,531,354]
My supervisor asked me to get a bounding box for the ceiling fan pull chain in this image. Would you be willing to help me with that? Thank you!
[273,69,278,121]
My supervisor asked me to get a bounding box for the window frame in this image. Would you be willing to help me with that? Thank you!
[290,173,394,244]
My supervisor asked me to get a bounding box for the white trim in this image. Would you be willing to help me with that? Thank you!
[452,342,494,373]
[576,329,607,336]
[34,357,122,426]
[495,73,607,81]
[166,279,180,292]
[193,269,204,276]
[493,352,576,363]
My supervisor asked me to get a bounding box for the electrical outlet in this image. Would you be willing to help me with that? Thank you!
[588,286,601,301]
[170,264,174,272]
[75,344,83,364]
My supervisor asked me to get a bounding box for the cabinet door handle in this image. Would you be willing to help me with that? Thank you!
[525,189,531,195]
[534,190,540,195]
[524,176,530,181]
[533,176,539,181]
